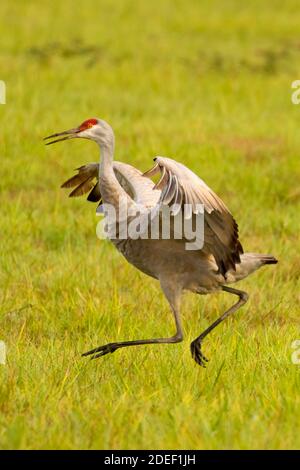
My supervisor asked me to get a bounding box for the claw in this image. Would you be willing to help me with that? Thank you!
[82,343,118,359]
[190,340,209,367]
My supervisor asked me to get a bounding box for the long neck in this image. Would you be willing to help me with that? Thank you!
[98,137,125,208]
[99,140,115,177]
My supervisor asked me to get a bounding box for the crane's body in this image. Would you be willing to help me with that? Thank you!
[45,118,277,366]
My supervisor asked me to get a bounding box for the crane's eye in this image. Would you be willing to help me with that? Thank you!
[79,118,98,131]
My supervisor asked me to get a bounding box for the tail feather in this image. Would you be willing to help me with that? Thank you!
[225,253,278,284]
[259,255,278,265]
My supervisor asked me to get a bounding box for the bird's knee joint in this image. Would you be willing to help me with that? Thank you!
[172,333,183,343]
[240,291,249,303]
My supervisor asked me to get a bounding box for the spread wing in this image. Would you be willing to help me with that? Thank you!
[143,156,243,275]
[61,161,161,210]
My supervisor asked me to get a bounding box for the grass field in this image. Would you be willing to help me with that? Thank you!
[1,0,300,450]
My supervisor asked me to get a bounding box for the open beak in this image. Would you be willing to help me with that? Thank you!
[44,127,80,145]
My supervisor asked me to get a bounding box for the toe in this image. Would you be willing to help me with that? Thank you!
[82,343,116,358]
[190,341,209,367]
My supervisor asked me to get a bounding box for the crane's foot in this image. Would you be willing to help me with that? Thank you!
[190,339,209,367]
[82,343,118,360]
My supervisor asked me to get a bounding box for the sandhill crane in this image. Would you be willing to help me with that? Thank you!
[44,118,278,367]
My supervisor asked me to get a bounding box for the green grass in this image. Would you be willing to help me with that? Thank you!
[1,0,300,450]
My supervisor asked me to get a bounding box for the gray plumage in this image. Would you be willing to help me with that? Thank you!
[45,118,278,367]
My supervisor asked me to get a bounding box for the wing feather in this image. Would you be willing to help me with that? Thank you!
[143,156,243,275]
[61,161,161,208]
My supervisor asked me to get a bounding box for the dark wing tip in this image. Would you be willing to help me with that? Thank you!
[87,182,101,202]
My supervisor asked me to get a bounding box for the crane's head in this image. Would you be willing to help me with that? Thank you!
[44,118,114,147]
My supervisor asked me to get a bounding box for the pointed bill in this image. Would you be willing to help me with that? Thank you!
[43,127,79,145]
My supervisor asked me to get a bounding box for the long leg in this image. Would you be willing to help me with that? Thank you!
[82,279,183,360]
[191,286,249,367]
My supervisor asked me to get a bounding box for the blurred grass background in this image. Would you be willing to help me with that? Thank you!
[0,0,300,449]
